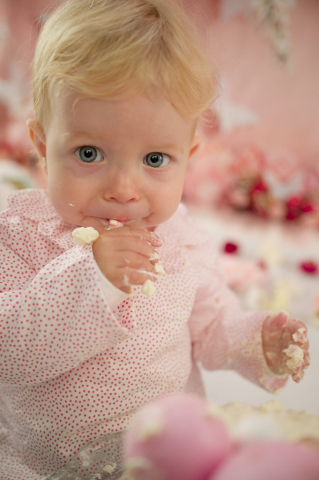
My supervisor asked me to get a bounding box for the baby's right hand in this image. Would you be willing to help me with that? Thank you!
[92,226,163,293]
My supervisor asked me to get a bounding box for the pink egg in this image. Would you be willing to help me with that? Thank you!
[124,394,233,480]
[212,442,319,480]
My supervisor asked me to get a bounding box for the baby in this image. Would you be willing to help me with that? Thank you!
[0,0,310,478]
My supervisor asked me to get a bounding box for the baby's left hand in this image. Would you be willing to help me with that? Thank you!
[262,312,310,382]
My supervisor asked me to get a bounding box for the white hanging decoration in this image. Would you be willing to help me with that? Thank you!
[251,0,296,64]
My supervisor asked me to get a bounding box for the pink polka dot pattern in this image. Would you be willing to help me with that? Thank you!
[0,189,287,479]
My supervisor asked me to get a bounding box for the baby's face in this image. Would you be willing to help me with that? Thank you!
[29,90,198,230]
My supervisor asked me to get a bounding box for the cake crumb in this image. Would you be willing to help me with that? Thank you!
[103,462,117,474]
[125,456,154,472]
[154,262,165,274]
[283,344,304,372]
[72,226,99,246]
[109,219,122,226]
[149,252,160,261]
[292,327,307,344]
[260,400,286,413]
[213,401,319,443]
[138,421,163,442]
[142,279,156,296]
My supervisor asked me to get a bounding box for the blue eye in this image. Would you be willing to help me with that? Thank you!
[144,152,170,168]
[75,146,103,163]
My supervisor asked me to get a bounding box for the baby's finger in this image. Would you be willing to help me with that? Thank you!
[109,234,161,261]
[303,350,311,368]
[82,219,164,247]
[291,324,308,345]
[263,312,288,343]
[119,251,160,274]
[292,352,310,382]
[292,370,305,383]
[264,348,283,370]
[106,226,163,248]
[119,266,159,288]
[282,341,310,383]
[273,311,289,328]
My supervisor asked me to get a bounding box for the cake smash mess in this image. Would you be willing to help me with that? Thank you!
[72,225,161,295]
[0,0,310,478]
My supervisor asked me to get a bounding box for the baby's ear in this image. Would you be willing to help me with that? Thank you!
[26,119,47,159]
[188,134,200,160]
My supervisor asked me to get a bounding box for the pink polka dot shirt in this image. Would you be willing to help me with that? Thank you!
[0,189,287,479]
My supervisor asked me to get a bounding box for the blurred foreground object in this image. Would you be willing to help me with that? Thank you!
[123,393,319,480]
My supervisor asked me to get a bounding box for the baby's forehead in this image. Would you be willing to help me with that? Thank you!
[46,87,196,152]
[50,84,194,126]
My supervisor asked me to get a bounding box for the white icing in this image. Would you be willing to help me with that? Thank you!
[154,262,165,274]
[72,226,99,246]
[233,414,284,443]
[142,279,156,296]
[137,269,158,279]
[292,327,307,344]
[138,421,163,442]
[283,344,304,371]
[103,463,117,474]
[105,219,123,230]
[210,401,319,442]
[149,252,160,261]
[125,456,154,472]
[206,402,225,420]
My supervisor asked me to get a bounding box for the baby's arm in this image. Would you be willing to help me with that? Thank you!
[188,237,310,392]
[262,312,310,383]
[0,239,131,385]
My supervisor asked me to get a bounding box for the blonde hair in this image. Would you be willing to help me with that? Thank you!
[32,0,216,129]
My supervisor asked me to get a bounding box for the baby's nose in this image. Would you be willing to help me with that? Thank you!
[104,169,140,203]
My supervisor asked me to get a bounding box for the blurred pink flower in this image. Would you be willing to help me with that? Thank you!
[183,139,235,205]
[229,145,266,177]
[286,196,315,221]
[227,187,251,209]
[267,151,300,182]
[221,255,267,292]
[299,206,319,228]
[268,199,286,220]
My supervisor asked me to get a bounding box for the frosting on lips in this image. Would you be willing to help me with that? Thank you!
[109,219,123,227]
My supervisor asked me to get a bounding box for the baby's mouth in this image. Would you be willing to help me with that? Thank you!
[123,218,143,225]
[101,218,143,226]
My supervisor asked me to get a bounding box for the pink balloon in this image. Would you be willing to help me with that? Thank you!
[124,394,233,480]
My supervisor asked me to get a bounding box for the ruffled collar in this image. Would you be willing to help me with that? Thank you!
[8,189,74,250]
[8,188,59,222]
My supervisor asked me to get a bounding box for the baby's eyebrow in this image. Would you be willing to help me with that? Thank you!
[61,131,102,143]
[153,143,184,155]
[61,133,184,153]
